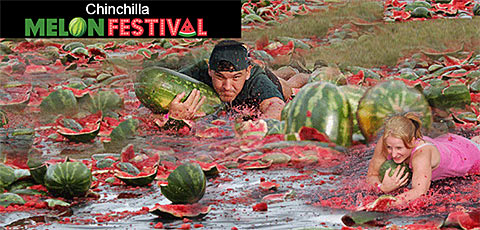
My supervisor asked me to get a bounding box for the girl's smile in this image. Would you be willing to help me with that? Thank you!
[385,136,412,164]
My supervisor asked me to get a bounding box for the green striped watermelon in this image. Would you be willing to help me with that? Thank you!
[379,160,411,183]
[40,89,78,116]
[423,81,471,110]
[281,81,353,147]
[0,193,25,207]
[356,80,432,142]
[44,161,92,198]
[410,7,432,18]
[69,17,87,37]
[63,42,85,52]
[88,90,123,113]
[160,163,206,204]
[339,85,366,136]
[0,164,16,190]
[404,1,432,12]
[104,118,139,151]
[27,158,47,185]
[135,67,222,115]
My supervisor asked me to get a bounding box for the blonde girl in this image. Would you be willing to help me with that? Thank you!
[367,112,480,206]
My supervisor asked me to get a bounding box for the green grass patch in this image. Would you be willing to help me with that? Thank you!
[242,0,384,41]
[310,18,480,67]
[242,0,480,68]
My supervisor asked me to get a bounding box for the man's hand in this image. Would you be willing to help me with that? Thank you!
[380,166,410,193]
[169,89,206,120]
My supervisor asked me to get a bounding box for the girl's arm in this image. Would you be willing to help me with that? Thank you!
[366,137,387,186]
[393,148,432,206]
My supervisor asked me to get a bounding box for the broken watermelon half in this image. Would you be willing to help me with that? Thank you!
[114,165,158,187]
[149,203,211,219]
[56,110,102,143]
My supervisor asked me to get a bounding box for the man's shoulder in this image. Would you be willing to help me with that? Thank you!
[240,64,284,101]
[179,60,212,86]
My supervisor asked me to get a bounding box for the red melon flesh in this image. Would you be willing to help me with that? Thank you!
[150,203,211,219]
[444,210,480,230]
[364,195,397,212]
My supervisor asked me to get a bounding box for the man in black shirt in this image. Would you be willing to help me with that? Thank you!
[168,40,288,120]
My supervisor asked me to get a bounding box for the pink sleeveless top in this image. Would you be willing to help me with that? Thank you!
[413,134,480,181]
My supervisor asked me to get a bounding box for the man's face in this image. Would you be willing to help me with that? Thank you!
[208,65,252,103]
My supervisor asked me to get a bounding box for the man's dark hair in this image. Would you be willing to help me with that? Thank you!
[209,40,249,72]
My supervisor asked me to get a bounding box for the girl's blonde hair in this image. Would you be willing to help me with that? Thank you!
[382,112,423,150]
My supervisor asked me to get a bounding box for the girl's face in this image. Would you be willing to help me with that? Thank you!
[385,136,412,163]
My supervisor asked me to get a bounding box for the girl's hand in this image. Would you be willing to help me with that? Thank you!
[380,166,410,193]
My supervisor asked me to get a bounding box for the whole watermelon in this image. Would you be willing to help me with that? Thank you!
[356,80,432,142]
[379,160,411,183]
[339,85,366,135]
[44,161,92,198]
[160,163,206,204]
[281,81,353,147]
[135,67,222,115]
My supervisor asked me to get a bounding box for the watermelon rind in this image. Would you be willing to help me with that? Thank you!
[160,163,206,204]
[63,42,85,52]
[0,193,25,207]
[0,164,16,189]
[149,203,211,219]
[114,166,158,187]
[341,211,389,227]
[57,121,101,143]
[27,160,47,185]
[44,161,92,198]
[423,82,471,110]
[194,161,223,177]
[116,162,141,176]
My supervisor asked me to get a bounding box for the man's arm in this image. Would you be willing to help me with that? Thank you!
[259,97,285,120]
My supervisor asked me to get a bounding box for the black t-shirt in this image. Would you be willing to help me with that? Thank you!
[179,60,284,109]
